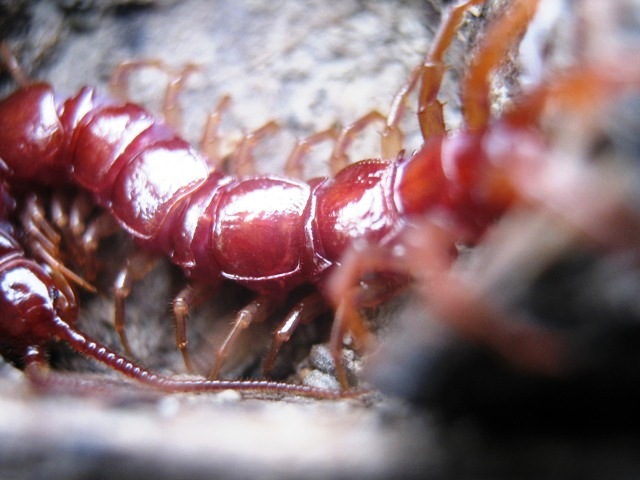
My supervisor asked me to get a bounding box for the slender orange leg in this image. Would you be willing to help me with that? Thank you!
[20,195,96,293]
[461,0,540,130]
[200,94,233,169]
[162,63,199,131]
[172,283,214,373]
[65,193,93,239]
[330,296,375,388]
[21,196,62,252]
[30,242,95,293]
[417,0,488,137]
[78,212,120,258]
[209,295,278,379]
[263,292,328,375]
[113,250,158,356]
[284,126,341,179]
[108,59,199,132]
[326,244,407,388]
[382,64,422,157]
[402,219,567,374]
[328,110,387,176]
[381,0,486,153]
[229,120,280,176]
[50,192,121,283]
[109,59,172,100]
[0,42,29,85]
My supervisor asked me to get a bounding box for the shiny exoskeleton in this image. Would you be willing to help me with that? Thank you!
[0,174,358,397]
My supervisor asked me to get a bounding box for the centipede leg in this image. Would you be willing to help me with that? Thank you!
[399,219,566,374]
[382,65,421,157]
[200,94,233,169]
[114,250,158,356]
[335,35,482,168]
[461,0,540,130]
[327,244,407,388]
[161,64,200,132]
[263,292,328,375]
[284,126,340,179]
[108,59,199,132]
[329,111,386,175]
[409,0,486,141]
[0,42,29,86]
[20,194,96,292]
[21,195,63,255]
[330,296,373,388]
[109,59,162,100]
[209,294,278,379]
[173,283,213,373]
[200,95,286,175]
[378,0,487,153]
[77,212,120,278]
[229,120,280,176]
[50,191,119,283]
[49,191,82,240]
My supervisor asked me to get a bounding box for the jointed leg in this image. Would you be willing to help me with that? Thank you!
[0,42,29,86]
[379,0,487,159]
[326,244,408,388]
[329,111,386,176]
[461,0,540,130]
[173,283,213,373]
[209,294,279,379]
[284,127,340,179]
[49,191,121,283]
[20,194,96,293]
[200,94,233,169]
[113,250,158,356]
[229,120,280,176]
[162,63,200,131]
[327,217,567,388]
[330,295,375,388]
[109,59,199,132]
[262,292,328,375]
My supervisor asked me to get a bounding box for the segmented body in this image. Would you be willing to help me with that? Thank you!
[0,83,508,294]
[0,173,355,397]
[0,0,546,388]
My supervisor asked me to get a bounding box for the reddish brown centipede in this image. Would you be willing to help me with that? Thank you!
[2,0,639,394]
[0,0,495,388]
[0,173,358,398]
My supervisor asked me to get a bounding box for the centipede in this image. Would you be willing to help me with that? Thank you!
[0,173,366,398]
[1,0,640,396]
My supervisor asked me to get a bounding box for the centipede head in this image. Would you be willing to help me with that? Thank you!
[0,227,78,367]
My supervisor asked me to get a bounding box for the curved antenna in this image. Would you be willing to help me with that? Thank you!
[31,315,362,399]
